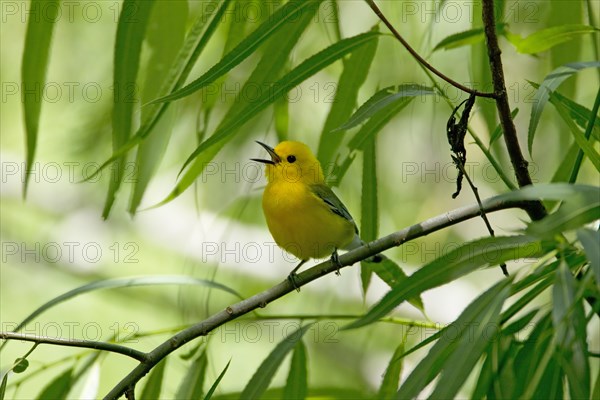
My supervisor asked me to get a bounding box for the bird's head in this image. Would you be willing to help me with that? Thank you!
[252,141,325,185]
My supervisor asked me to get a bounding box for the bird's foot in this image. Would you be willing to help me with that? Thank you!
[331,250,342,276]
[287,272,301,292]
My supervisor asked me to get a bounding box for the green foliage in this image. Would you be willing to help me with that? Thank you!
[36,368,73,400]
[103,0,155,218]
[240,324,313,399]
[21,0,59,196]
[175,350,208,399]
[140,359,167,399]
[283,340,308,399]
[4,1,599,399]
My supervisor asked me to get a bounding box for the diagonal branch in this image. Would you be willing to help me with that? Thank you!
[481,0,547,221]
[104,197,532,399]
[364,0,496,99]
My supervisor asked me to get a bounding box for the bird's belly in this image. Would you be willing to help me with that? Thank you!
[263,185,354,260]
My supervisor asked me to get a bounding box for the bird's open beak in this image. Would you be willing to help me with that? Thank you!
[251,141,281,165]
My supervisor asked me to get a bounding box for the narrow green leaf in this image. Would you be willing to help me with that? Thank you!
[0,373,6,400]
[429,282,510,398]
[176,350,208,400]
[526,188,600,237]
[328,150,357,187]
[502,274,556,325]
[514,24,599,54]
[140,359,167,400]
[553,262,590,399]
[347,97,414,151]
[4,276,241,342]
[472,341,496,400]
[502,309,538,336]
[577,228,600,283]
[336,84,436,132]
[539,86,600,141]
[103,0,155,218]
[593,372,600,400]
[554,101,600,172]
[432,24,506,52]
[473,335,519,400]
[512,312,554,397]
[433,27,486,51]
[156,31,380,206]
[240,323,314,399]
[370,259,424,312]
[128,1,188,214]
[73,358,101,400]
[203,360,231,400]
[489,108,519,147]
[360,135,378,294]
[329,0,343,42]
[491,183,599,204]
[570,86,600,184]
[397,280,510,399]
[283,340,308,400]
[344,236,542,330]
[37,368,73,400]
[21,0,59,196]
[317,26,379,167]
[531,356,564,399]
[223,0,250,53]
[552,142,580,182]
[527,61,600,154]
[377,341,404,399]
[152,0,325,104]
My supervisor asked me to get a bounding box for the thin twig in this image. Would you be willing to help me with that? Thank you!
[0,332,147,362]
[104,197,532,399]
[455,161,509,276]
[364,0,497,99]
[251,313,439,329]
[481,0,547,221]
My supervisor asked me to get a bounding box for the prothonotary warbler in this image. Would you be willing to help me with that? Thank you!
[252,140,382,288]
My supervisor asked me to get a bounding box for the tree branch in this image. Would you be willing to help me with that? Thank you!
[104,197,531,399]
[364,0,496,99]
[481,0,547,221]
[0,332,147,362]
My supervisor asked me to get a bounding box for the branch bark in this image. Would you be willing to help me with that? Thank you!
[104,197,531,399]
[481,0,547,221]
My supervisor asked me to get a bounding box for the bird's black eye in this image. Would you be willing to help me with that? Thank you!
[287,155,296,163]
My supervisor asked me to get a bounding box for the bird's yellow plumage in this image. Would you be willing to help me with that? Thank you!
[253,140,363,280]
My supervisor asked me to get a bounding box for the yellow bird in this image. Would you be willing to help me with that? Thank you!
[252,141,380,287]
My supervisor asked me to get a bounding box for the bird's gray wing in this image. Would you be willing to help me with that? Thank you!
[310,183,358,235]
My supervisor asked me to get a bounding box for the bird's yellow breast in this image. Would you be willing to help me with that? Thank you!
[262,180,355,260]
